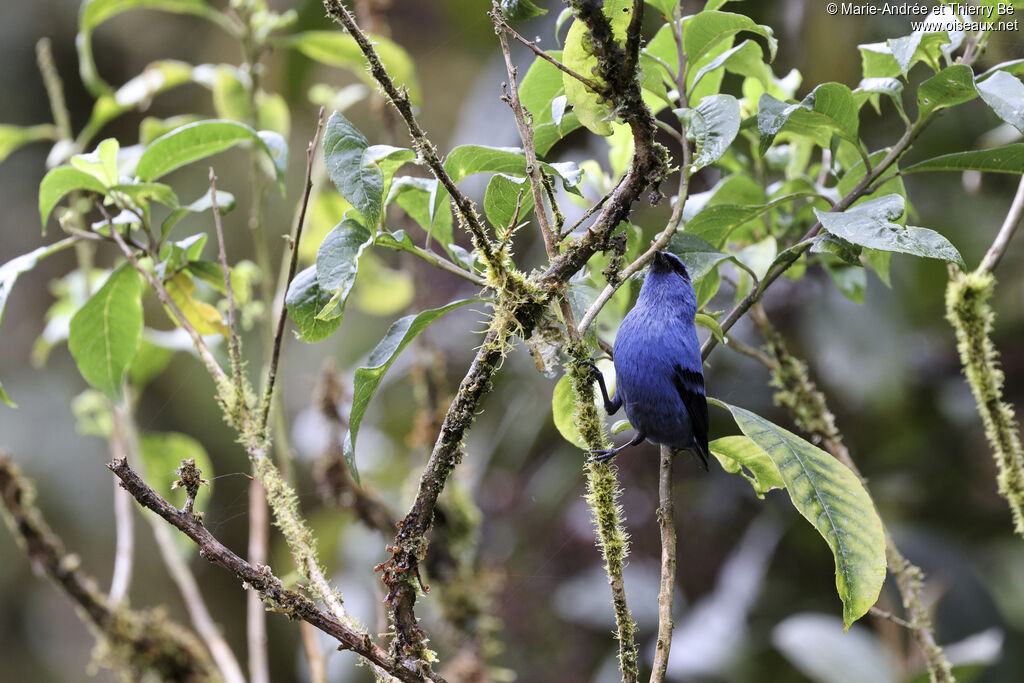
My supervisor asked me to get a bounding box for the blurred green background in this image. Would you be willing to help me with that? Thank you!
[1,1,1023,681]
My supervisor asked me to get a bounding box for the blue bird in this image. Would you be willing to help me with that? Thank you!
[586,250,710,468]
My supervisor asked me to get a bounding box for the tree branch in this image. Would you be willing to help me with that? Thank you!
[0,453,219,682]
[106,457,437,683]
[979,174,1024,274]
[323,0,499,269]
[650,445,676,683]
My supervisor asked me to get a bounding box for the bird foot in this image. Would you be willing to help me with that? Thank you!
[587,449,619,464]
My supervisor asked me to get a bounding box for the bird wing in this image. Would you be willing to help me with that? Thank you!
[672,364,710,462]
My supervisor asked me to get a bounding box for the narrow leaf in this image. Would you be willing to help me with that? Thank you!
[343,299,481,479]
[0,124,57,164]
[902,144,1024,174]
[917,64,977,117]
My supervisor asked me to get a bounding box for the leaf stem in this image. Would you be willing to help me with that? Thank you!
[209,169,247,410]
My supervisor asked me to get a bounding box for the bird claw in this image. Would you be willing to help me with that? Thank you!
[587,449,617,464]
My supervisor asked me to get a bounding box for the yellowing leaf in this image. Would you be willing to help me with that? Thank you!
[165,273,228,338]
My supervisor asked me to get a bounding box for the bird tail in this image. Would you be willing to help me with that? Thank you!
[673,444,710,471]
[694,441,710,472]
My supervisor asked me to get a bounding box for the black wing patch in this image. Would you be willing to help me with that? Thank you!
[672,365,709,467]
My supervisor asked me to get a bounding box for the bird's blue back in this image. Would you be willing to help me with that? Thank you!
[612,252,708,455]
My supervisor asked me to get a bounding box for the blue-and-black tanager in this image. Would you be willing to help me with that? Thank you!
[587,250,710,468]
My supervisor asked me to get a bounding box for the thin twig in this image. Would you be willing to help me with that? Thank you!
[870,606,913,630]
[979,174,1024,274]
[493,6,557,259]
[35,38,71,141]
[260,108,325,435]
[650,445,676,683]
[210,169,247,408]
[106,457,438,683]
[300,622,328,683]
[492,10,607,95]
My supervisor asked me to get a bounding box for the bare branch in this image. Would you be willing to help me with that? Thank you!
[491,10,607,95]
[260,108,325,435]
[0,453,219,682]
[979,174,1024,274]
[650,445,676,683]
[493,5,557,259]
[106,457,440,683]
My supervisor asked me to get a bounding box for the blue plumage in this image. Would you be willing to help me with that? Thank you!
[587,251,710,468]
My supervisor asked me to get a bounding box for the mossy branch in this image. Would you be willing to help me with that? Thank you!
[945,269,1024,537]
[567,344,639,683]
[0,453,220,683]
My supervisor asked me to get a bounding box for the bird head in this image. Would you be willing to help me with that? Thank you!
[650,251,691,280]
[637,251,697,315]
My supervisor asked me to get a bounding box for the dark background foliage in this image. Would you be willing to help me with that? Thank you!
[1,1,1022,681]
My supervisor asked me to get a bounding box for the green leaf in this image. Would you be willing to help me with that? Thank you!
[0,124,57,164]
[520,50,582,155]
[500,0,547,21]
[823,260,867,303]
[77,0,219,97]
[81,61,195,143]
[976,70,1024,135]
[39,167,108,231]
[68,265,144,401]
[683,10,777,67]
[562,0,632,136]
[678,94,741,172]
[389,177,454,252]
[854,77,905,117]
[917,64,977,118]
[140,431,213,513]
[344,299,480,480]
[645,0,678,17]
[160,188,236,237]
[758,83,860,156]
[70,138,120,186]
[351,254,414,316]
[210,65,252,122]
[323,112,387,228]
[903,144,1024,174]
[710,435,785,499]
[553,373,586,448]
[485,174,534,231]
[711,399,886,627]
[695,313,726,344]
[814,195,964,268]
[136,120,287,188]
[688,39,775,98]
[315,218,374,321]
[285,266,343,343]
[109,182,180,210]
[684,192,818,247]
[280,31,421,104]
